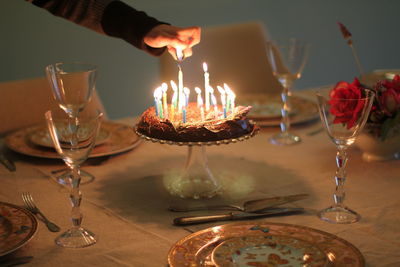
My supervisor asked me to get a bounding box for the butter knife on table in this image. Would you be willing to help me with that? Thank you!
[0,152,16,172]
[173,208,305,226]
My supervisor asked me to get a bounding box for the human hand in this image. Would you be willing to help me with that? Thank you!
[144,24,201,59]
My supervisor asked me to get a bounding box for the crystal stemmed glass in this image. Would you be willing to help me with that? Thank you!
[316,89,375,224]
[266,39,309,145]
[45,62,98,185]
[45,109,103,248]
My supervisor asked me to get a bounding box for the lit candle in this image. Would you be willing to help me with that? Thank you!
[195,87,205,121]
[224,83,235,113]
[170,80,178,120]
[178,66,184,112]
[217,85,227,118]
[203,62,210,111]
[211,94,218,119]
[184,87,190,107]
[153,87,163,118]
[194,87,202,107]
[161,82,168,119]
[182,107,186,123]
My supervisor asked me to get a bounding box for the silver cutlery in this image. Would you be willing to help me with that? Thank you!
[21,192,60,232]
[0,152,16,172]
[173,207,305,225]
[169,193,308,213]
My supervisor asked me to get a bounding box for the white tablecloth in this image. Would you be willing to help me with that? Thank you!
[1,96,399,266]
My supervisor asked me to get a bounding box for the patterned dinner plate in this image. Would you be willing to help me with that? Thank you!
[167,222,364,267]
[5,121,141,159]
[240,94,319,126]
[212,235,328,267]
[29,126,110,148]
[0,202,37,256]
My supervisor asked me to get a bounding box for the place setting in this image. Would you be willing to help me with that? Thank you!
[1,16,399,267]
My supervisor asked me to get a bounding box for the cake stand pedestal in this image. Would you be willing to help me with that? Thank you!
[135,125,258,199]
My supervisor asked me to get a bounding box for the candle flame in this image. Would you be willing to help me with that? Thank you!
[223,83,232,93]
[184,87,190,96]
[161,82,168,92]
[217,85,225,95]
[203,62,208,72]
[195,87,202,94]
[211,94,217,105]
[176,48,184,61]
[154,87,162,99]
[170,80,178,92]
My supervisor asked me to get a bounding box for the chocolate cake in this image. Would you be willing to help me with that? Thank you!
[136,103,256,142]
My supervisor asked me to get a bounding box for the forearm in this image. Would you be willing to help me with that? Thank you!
[27,0,167,55]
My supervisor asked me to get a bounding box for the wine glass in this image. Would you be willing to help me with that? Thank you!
[45,109,103,248]
[316,89,375,224]
[45,62,97,185]
[266,39,309,145]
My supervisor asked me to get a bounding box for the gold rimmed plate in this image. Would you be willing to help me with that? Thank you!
[240,94,319,126]
[167,222,364,267]
[29,126,110,148]
[0,202,37,256]
[5,121,141,159]
[212,235,328,267]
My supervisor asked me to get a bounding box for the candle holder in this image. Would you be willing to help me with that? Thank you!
[135,123,258,199]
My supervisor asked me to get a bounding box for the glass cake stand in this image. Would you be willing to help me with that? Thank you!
[135,123,259,199]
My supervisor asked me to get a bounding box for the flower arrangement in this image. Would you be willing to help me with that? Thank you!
[330,75,400,140]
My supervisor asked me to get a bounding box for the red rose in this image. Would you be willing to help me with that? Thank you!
[379,88,400,115]
[382,74,400,92]
[329,78,365,129]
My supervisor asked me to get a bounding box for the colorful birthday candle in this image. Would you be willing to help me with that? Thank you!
[224,83,235,113]
[153,87,163,118]
[203,62,210,111]
[217,85,227,118]
[170,80,178,120]
[195,87,205,121]
[211,93,218,119]
[161,82,168,119]
[184,87,190,107]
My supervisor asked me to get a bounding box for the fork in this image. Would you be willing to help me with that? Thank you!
[22,192,60,232]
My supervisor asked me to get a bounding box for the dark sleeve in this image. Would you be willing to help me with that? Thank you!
[101,1,168,56]
[27,0,168,56]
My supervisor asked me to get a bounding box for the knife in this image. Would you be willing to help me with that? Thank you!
[169,193,308,213]
[0,152,16,172]
[173,208,305,226]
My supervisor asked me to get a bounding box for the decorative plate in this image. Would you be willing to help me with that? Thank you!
[167,222,364,267]
[29,126,110,148]
[5,121,141,159]
[212,235,328,267]
[240,94,319,127]
[0,202,37,256]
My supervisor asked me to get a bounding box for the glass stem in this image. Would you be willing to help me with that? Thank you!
[333,148,348,207]
[279,81,292,135]
[69,166,83,229]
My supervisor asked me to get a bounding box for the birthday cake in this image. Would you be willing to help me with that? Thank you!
[136,103,256,142]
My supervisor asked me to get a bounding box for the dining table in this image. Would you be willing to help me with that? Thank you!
[0,88,399,267]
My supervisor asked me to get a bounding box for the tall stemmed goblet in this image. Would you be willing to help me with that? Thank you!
[266,39,309,145]
[316,88,375,224]
[45,109,103,248]
[45,62,97,185]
